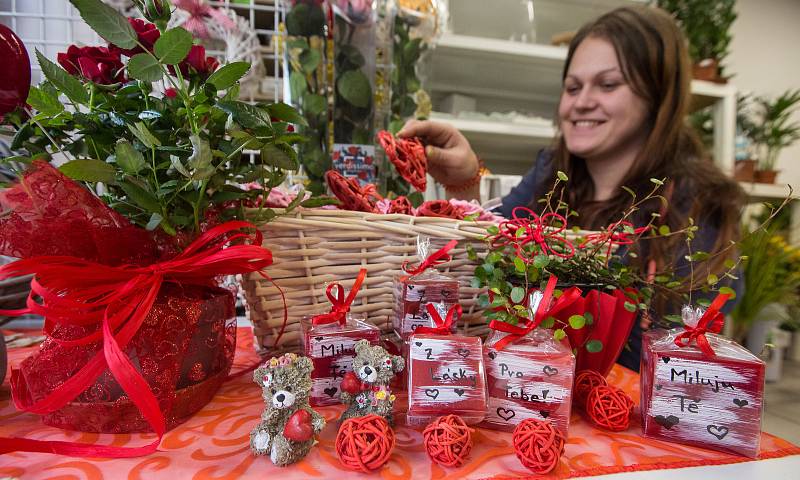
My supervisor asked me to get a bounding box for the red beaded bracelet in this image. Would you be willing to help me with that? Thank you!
[442,158,486,193]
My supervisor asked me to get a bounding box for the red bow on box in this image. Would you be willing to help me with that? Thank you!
[401,239,458,279]
[488,276,582,350]
[311,268,367,326]
[674,293,730,358]
[491,207,575,261]
[414,303,462,336]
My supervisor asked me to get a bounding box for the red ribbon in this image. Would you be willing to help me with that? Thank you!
[489,276,556,350]
[413,303,462,336]
[0,221,282,458]
[311,268,367,326]
[491,207,574,262]
[579,220,649,257]
[401,239,458,278]
[673,293,731,358]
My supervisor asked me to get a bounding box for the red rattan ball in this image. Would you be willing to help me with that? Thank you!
[335,414,396,472]
[574,370,608,406]
[511,418,565,474]
[422,414,474,467]
[586,385,634,432]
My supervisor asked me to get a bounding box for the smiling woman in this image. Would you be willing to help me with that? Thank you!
[398,5,745,371]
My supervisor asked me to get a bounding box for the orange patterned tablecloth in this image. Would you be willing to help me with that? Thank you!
[1,328,798,480]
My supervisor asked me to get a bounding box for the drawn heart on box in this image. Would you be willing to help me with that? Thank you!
[408,285,415,290]
[655,415,679,429]
[324,387,337,397]
[315,336,324,342]
[497,407,515,421]
[543,365,558,376]
[283,410,313,442]
[661,356,671,364]
[425,389,440,399]
[733,398,748,407]
[707,424,729,440]
[488,351,496,360]
[540,410,550,419]
[454,388,465,397]
[655,385,662,391]
[457,348,470,358]
[415,341,422,347]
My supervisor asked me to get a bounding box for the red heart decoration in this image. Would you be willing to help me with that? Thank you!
[283,409,314,442]
[340,371,363,395]
[0,24,31,116]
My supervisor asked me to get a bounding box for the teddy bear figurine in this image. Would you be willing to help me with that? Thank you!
[339,339,405,425]
[250,353,326,466]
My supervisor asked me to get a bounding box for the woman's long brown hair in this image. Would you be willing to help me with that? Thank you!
[539,5,744,283]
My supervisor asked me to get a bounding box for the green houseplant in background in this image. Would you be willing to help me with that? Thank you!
[655,0,737,82]
[748,89,800,183]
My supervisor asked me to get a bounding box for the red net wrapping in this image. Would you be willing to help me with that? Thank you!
[641,327,765,458]
[0,162,253,435]
[480,329,575,438]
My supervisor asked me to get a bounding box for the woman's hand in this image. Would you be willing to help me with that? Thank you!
[397,120,480,188]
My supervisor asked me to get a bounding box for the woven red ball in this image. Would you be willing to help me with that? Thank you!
[511,418,565,474]
[586,385,634,432]
[574,370,608,406]
[335,414,396,472]
[422,414,474,467]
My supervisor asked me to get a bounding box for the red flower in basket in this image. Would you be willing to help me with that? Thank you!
[57,45,126,85]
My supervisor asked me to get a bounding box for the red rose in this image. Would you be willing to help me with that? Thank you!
[117,18,160,56]
[173,45,219,78]
[57,45,125,85]
[164,87,177,98]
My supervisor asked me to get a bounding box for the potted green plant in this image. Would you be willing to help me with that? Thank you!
[749,89,800,184]
[655,0,737,83]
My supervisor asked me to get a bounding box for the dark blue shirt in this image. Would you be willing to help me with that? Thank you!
[498,149,743,371]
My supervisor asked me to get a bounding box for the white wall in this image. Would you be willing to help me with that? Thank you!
[727,0,800,187]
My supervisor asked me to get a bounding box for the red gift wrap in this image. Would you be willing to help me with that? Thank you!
[406,303,487,426]
[481,329,575,436]
[302,316,381,406]
[641,296,765,458]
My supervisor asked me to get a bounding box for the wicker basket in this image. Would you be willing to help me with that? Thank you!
[241,209,497,355]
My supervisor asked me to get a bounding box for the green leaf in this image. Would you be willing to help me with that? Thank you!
[70,0,137,49]
[289,71,306,99]
[584,311,594,325]
[623,302,636,312]
[540,317,555,329]
[206,61,251,90]
[664,314,682,324]
[36,51,88,104]
[300,196,339,208]
[120,177,161,213]
[26,85,64,115]
[557,170,568,181]
[513,256,526,273]
[337,70,371,108]
[487,225,500,235]
[188,134,214,180]
[586,340,603,353]
[724,258,736,269]
[659,224,671,236]
[706,273,719,285]
[300,48,321,74]
[718,286,737,299]
[650,177,664,186]
[303,93,327,117]
[128,122,162,147]
[263,102,308,127]
[145,213,163,231]
[115,140,145,174]
[532,255,549,269]
[568,314,586,329]
[218,100,270,129]
[261,144,298,170]
[553,329,566,341]
[59,159,115,183]
[621,185,636,198]
[697,298,711,308]
[127,53,163,82]
[510,287,525,304]
[154,27,193,64]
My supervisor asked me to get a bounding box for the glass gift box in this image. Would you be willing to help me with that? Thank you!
[641,307,765,458]
[301,314,381,406]
[480,328,575,437]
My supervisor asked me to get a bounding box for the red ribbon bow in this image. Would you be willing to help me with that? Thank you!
[491,207,575,262]
[673,293,731,358]
[579,220,649,257]
[0,220,280,458]
[414,303,462,336]
[311,268,367,326]
[401,239,458,278]
[173,0,237,39]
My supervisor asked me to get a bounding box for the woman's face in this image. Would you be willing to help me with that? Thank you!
[558,36,650,161]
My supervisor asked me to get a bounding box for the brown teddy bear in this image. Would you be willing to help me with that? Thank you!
[250,353,326,466]
[339,339,405,425]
